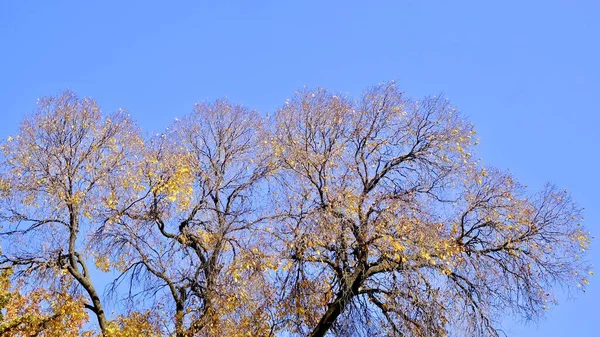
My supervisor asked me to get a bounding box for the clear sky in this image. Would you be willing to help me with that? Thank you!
[1,1,598,336]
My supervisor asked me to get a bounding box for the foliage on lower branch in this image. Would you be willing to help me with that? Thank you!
[0,269,88,336]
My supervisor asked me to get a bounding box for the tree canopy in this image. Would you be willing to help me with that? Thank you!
[0,84,591,337]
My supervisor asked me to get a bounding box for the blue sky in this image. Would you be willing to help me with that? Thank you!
[1,1,598,335]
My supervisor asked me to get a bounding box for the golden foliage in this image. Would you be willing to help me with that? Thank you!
[0,270,88,336]
[0,84,591,337]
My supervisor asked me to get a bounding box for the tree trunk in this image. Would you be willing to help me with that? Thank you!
[309,267,365,337]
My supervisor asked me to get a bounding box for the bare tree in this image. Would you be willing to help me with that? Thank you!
[0,90,143,336]
[271,82,590,337]
[98,100,279,336]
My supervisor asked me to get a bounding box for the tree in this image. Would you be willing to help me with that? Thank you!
[0,84,590,337]
[97,100,279,336]
[271,83,590,336]
[0,90,143,336]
